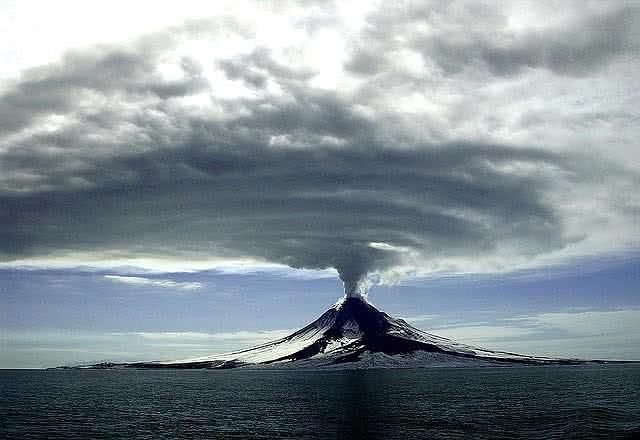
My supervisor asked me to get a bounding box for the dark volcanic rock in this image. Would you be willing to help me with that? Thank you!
[72,297,595,369]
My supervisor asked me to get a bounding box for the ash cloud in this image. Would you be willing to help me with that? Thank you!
[350,2,639,77]
[0,1,638,295]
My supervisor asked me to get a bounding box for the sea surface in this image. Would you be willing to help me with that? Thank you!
[1,365,639,439]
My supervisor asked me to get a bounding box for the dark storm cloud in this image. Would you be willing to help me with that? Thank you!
[0,51,208,134]
[348,2,639,77]
[0,42,574,292]
[429,6,638,76]
[1,2,637,293]
[0,136,571,290]
[0,27,212,135]
[218,47,313,89]
[344,47,388,76]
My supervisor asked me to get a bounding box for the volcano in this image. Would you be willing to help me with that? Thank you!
[82,296,590,370]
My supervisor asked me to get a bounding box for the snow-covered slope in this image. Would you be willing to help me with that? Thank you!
[82,297,586,369]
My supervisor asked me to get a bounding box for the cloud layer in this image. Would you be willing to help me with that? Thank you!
[427,309,640,359]
[104,275,203,291]
[1,1,638,294]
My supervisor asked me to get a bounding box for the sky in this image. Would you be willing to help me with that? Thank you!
[0,0,638,368]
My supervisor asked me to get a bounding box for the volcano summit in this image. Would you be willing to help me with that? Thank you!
[80,296,591,370]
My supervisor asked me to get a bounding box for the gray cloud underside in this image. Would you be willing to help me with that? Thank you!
[1,1,638,290]
[348,2,639,77]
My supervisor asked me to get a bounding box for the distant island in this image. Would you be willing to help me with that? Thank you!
[61,296,633,370]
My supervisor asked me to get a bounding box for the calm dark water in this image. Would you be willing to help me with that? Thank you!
[1,365,639,439]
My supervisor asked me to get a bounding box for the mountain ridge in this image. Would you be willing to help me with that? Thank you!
[64,296,628,370]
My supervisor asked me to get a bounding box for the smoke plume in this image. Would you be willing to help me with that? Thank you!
[0,2,638,293]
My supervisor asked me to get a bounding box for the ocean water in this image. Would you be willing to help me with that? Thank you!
[1,365,639,439]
